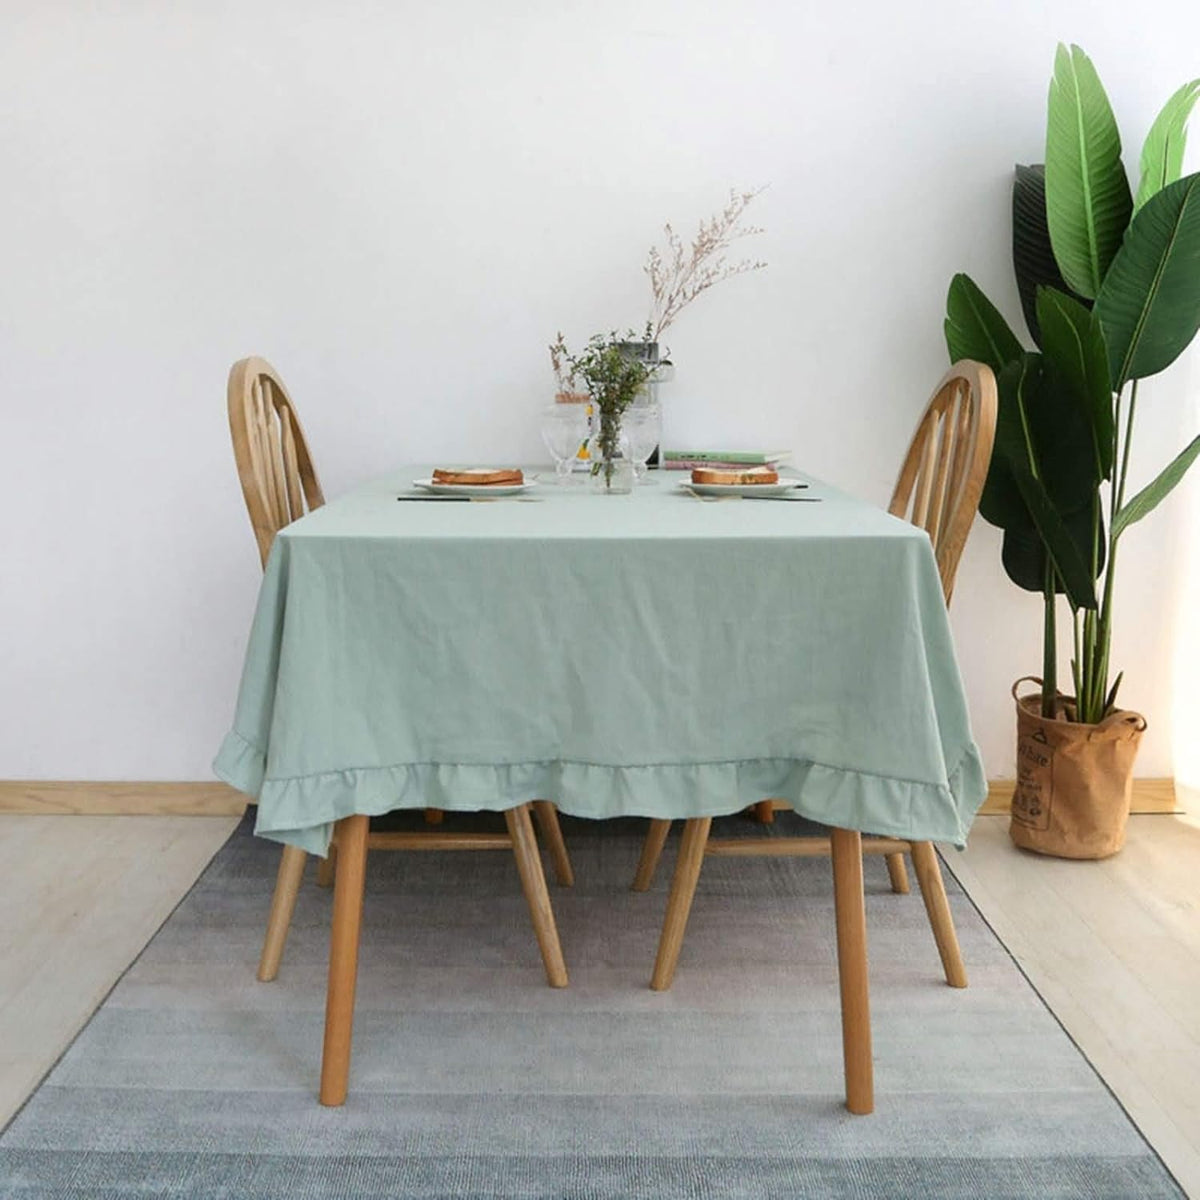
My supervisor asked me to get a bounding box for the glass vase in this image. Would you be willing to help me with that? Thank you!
[616,341,671,467]
[587,414,634,494]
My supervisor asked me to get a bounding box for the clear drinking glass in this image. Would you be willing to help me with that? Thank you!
[623,402,662,482]
[540,403,590,484]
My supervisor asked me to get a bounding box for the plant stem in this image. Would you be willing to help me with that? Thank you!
[599,409,618,487]
[1042,555,1057,718]
[1071,607,1083,702]
[1082,607,1096,717]
[1084,380,1137,722]
[1077,486,1100,723]
[1093,379,1137,719]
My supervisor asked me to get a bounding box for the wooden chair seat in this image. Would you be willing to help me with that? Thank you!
[226,356,574,1105]
[632,361,998,1114]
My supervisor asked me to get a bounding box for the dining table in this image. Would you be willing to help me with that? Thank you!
[215,465,987,1108]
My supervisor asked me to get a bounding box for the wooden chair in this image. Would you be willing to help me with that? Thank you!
[633,361,998,1114]
[226,358,576,1096]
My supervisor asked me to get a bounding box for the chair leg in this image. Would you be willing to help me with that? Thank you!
[505,805,569,988]
[531,800,575,887]
[884,851,910,894]
[257,844,308,982]
[752,800,775,824]
[909,841,967,988]
[423,808,444,825]
[632,819,672,892]
[319,814,369,1107]
[316,843,336,888]
[650,817,711,991]
[830,827,873,1115]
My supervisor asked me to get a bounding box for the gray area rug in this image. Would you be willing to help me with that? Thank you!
[0,812,1183,1199]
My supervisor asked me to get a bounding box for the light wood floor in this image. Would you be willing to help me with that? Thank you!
[0,814,240,1128]
[0,808,1196,1197]
[948,805,1200,1199]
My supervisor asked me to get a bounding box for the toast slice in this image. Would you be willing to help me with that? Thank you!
[691,466,779,486]
[432,467,524,486]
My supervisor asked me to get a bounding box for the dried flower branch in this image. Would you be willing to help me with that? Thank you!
[549,331,577,394]
[645,187,767,343]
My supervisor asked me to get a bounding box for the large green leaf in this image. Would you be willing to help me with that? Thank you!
[1000,524,1049,592]
[990,355,1040,483]
[1134,79,1200,211]
[1000,505,1104,595]
[986,355,1105,601]
[1114,432,1200,537]
[996,347,1101,513]
[1035,286,1113,479]
[979,455,1032,532]
[1007,466,1099,609]
[944,273,1023,374]
[977,358,1034,530]
[1045,44,1133,299]
[1094,171,1200,388]
[990,354,1101,607]
[1013,164,1090,344]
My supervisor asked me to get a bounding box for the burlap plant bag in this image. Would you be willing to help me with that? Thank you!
[1009,676,1146,859]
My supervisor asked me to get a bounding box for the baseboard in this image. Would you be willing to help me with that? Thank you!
[0,781,248,817]
[978,777,1178,816]
[0,777,1180,819]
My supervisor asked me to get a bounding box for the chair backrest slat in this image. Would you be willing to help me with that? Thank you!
[266,410,288,528]
[280,407,304,523]
[888,362,997,606]
[228,357,326,567]
[245,376,272,525]
[910,413,938,530]
[925,387,960,547]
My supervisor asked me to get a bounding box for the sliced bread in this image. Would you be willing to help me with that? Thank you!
[432,467,524,486]
[691,466,779,486]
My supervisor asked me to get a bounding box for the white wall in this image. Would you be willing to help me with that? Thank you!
[2,0,1197,782]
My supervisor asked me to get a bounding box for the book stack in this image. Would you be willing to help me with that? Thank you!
[661,449,792,471]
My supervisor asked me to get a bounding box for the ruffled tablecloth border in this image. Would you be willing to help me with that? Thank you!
[214,729,986,856]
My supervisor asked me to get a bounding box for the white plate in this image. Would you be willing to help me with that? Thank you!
[681,479,807,498]
[412,477,537,497]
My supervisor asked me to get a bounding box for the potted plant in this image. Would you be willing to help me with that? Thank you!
[944,44,1200,858]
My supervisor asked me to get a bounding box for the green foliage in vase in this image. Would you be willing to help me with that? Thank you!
[551,330,652,487]
[945,43,1200,723]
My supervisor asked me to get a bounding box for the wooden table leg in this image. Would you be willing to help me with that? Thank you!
[910,841,967,988]
[884,851,910,894]
[531,800,575,887]
[650,816,711,991]
[631,818,672,892]
[315,842,336,888]
[319,814,369,1106]
[831,826,873,1115]
[258,844,307,982]
[506,805,569,988]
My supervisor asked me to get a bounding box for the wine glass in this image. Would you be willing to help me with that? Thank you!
[540,403,590,484]
[623,402,661,483]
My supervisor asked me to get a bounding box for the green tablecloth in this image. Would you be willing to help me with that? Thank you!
[214,469,986,854]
